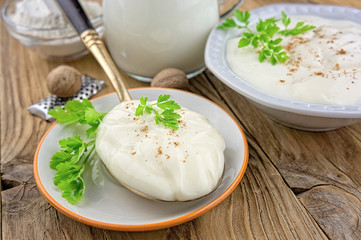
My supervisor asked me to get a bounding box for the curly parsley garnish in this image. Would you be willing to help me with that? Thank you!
[135,94,181,130]
[218,10,316,65]
[48,99,106,204]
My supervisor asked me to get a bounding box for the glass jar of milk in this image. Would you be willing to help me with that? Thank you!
[103,0,220,82]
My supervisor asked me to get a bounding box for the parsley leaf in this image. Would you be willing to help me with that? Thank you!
[49,99,106,126]
[281,11,291,28]
[50,151,73,170]
[54,162,84,186]
[234,10,250,25]
[49,99,105,204]
[135,94,181,130]
[218,10,315,65]
[279,21,316,36]
[217,18,238,30]
[57,175,85,204]
[50,137,93,204]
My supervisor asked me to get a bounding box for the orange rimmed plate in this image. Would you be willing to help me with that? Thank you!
[34,88,248,231]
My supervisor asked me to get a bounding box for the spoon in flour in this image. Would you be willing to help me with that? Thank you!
[56,0,225,202]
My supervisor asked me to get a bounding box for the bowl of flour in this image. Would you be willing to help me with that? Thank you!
[1,0,103,61]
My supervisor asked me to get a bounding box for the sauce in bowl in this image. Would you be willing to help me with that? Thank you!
[226,16,361,105]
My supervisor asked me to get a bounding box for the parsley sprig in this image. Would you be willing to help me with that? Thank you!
[135,94,181,130]
[218,10,316,65]
[48,99,106,204]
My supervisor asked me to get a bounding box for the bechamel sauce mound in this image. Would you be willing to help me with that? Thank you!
[226,16,361,105]
[95,100,225,201]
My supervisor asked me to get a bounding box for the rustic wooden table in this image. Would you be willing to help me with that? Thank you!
[2,0,361,239]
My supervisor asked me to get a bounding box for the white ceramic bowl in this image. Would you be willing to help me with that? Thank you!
[1,0,103,61]
[205,4,361,131]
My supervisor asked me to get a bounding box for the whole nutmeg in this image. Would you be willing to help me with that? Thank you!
[47,65,82,97]
[151,68,189,90]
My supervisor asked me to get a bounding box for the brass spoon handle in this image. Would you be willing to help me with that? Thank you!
[81,30,132,101]
[56,0,131,101]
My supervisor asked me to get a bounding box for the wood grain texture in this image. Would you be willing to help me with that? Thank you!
[1,0,361,239]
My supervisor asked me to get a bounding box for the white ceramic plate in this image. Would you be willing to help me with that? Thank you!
[34,88,248,231]
[205,4,361,131]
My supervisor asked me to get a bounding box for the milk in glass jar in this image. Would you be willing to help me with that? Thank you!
[103,0,219,81]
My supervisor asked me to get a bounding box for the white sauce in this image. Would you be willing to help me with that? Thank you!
[226,16,361,105]
[95,100,225,201]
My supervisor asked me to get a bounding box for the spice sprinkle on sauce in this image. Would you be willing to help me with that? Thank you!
[226,16,361,105]
[96,100,225,201]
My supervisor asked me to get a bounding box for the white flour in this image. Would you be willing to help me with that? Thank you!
[10,0,101,30]
[8,0,103,59]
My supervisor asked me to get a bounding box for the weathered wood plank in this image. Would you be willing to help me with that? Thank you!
[299,185,361,239]
[2,0,361,239]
